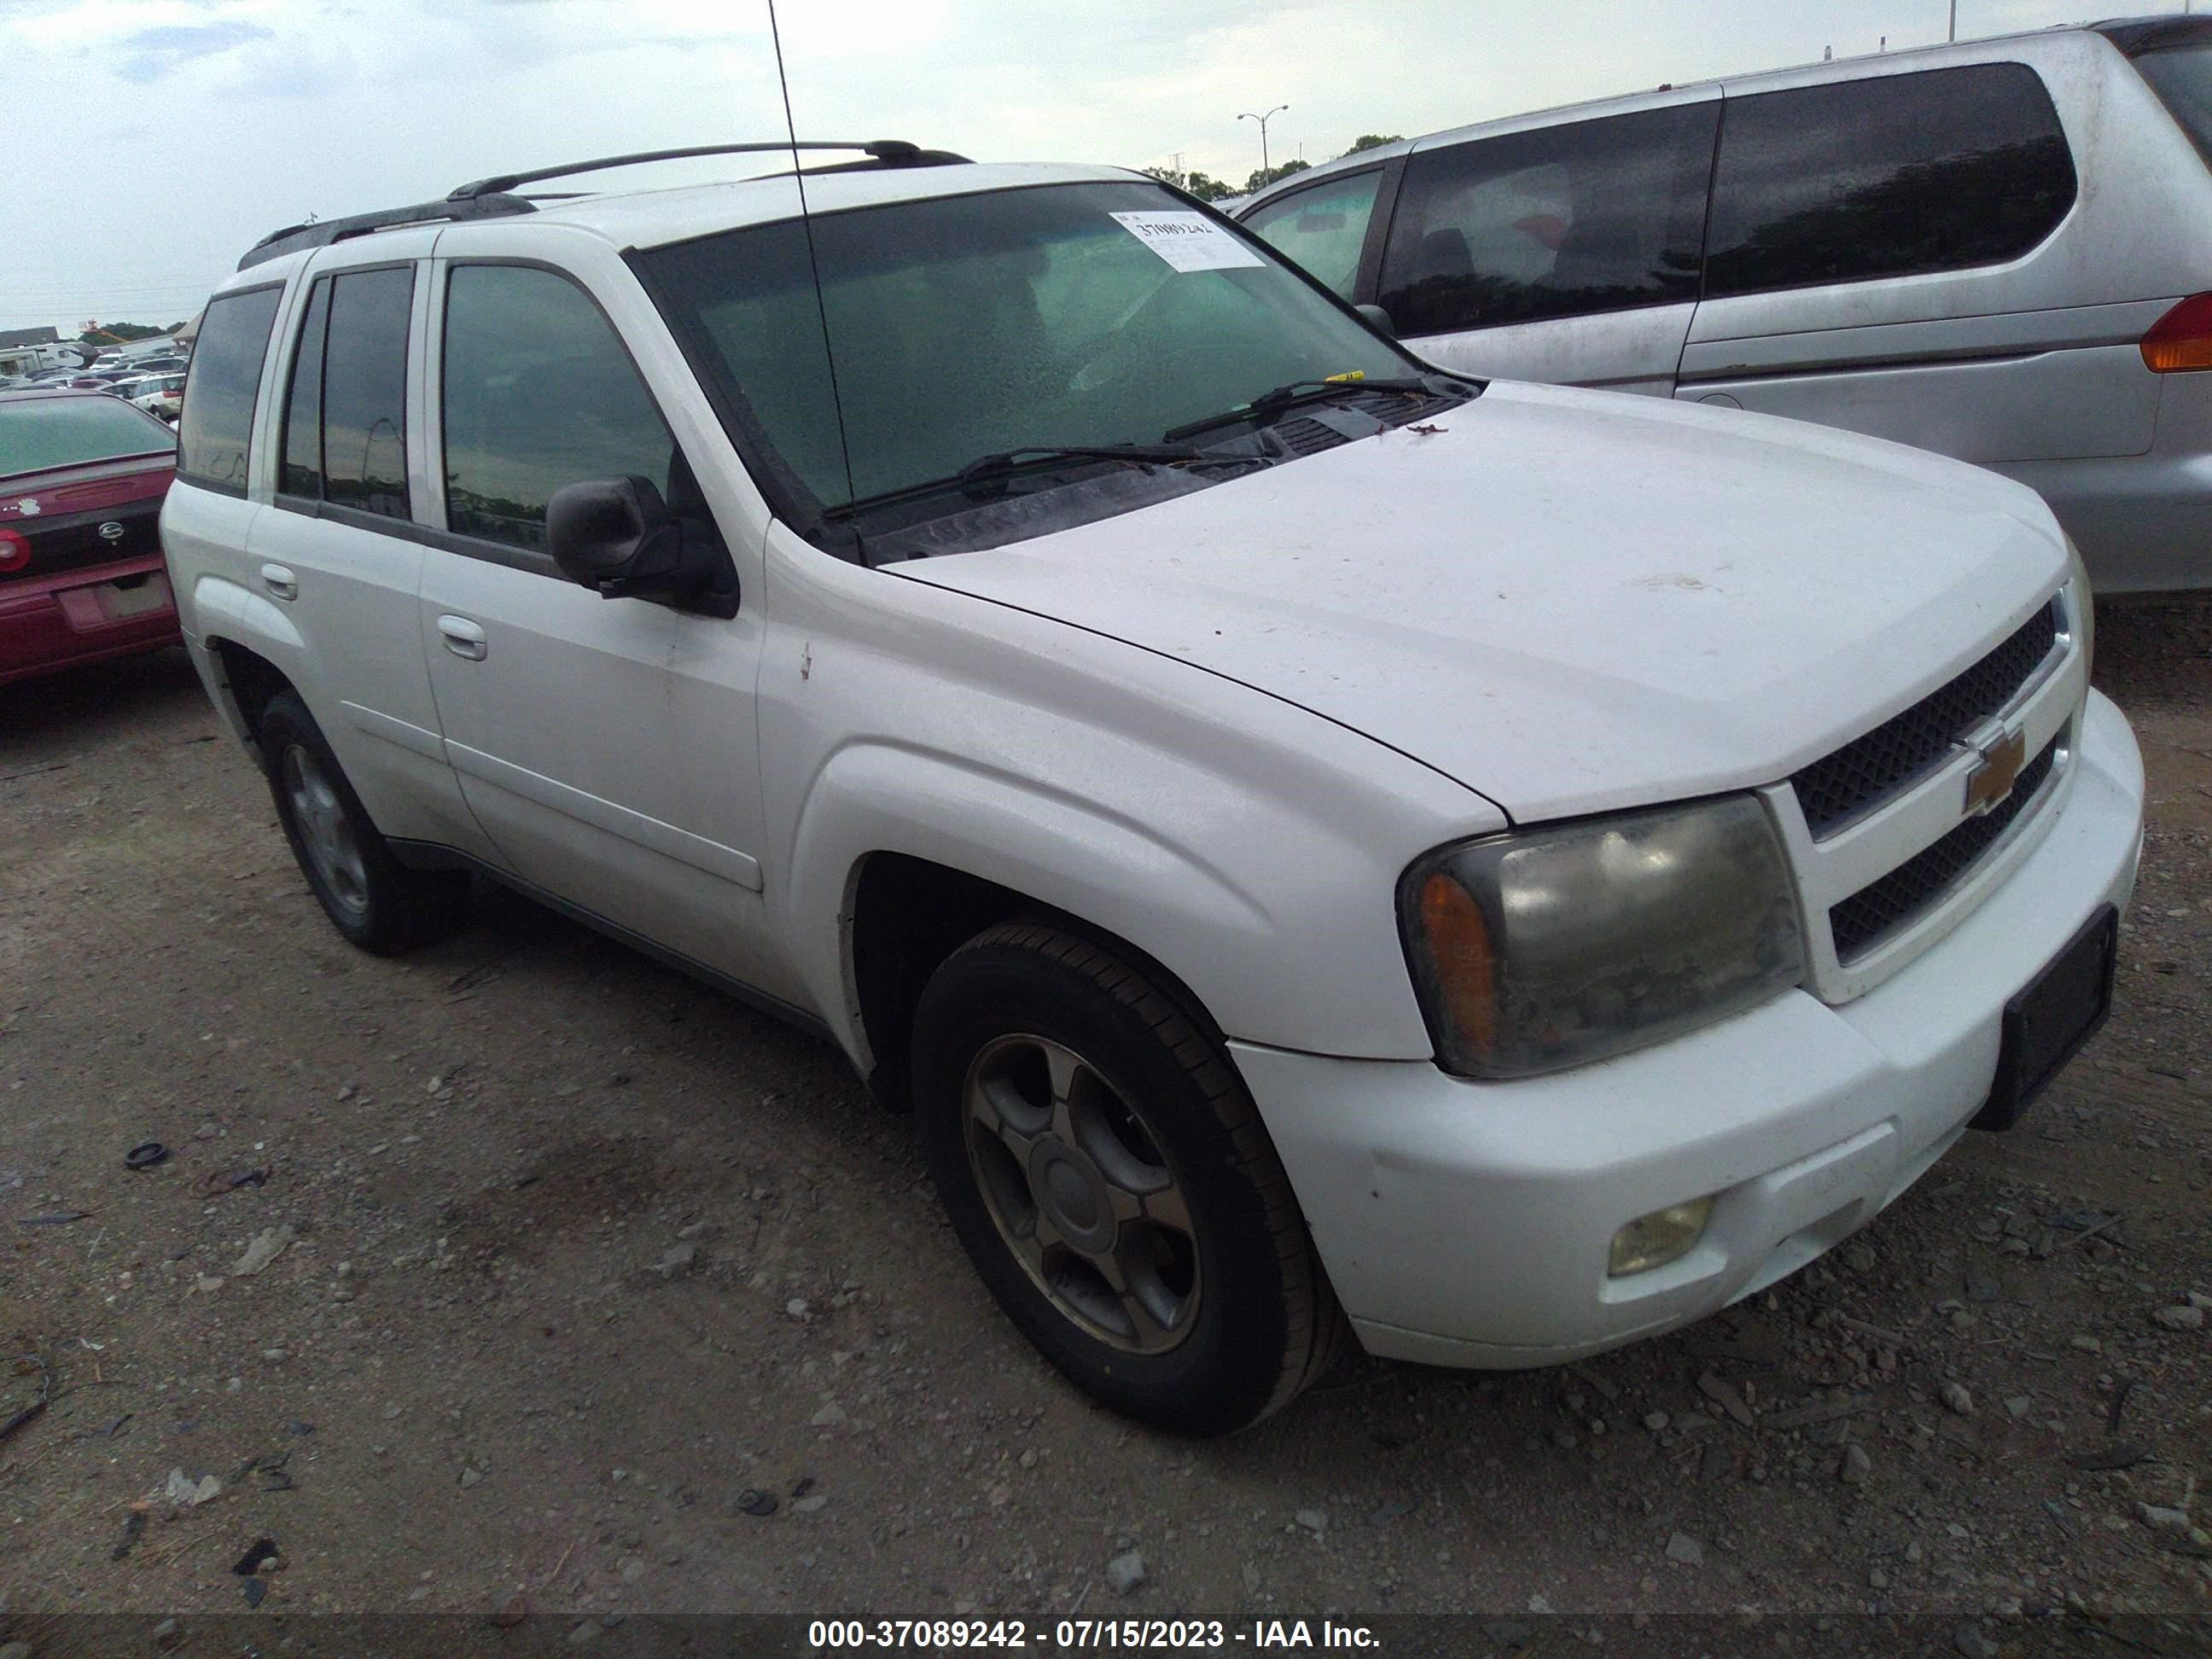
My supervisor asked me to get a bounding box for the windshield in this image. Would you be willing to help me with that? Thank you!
[0,396,174,477]
[636,180,1412,512]
[2133,41,2212,165]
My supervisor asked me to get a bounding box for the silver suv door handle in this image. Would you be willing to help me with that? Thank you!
[260,563,298,601]
[436,614,487,661]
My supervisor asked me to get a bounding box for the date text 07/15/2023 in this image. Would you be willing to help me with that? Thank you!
[807,1619,1380,1649]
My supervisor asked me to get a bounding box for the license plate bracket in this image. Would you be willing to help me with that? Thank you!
[1970,903,2118,1132]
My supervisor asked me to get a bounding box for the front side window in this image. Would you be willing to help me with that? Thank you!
[637,180,1412,514]
[1705,63,2077,298]
[1242,170,1384,299]
[178,285,282,490]
[1375,103,1717,337]
[440,265,675,553]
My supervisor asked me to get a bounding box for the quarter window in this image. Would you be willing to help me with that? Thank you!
[441,265,675,553]
[177,285,282,491]
[1243,171,1384,300]
[1704,63,2077,298]
[1375,103,1717,337]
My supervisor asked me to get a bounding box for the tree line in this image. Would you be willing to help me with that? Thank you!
[1144,134,1402,201]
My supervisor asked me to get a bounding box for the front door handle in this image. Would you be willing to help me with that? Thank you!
[436,614,487,661]
[260,563,298,602]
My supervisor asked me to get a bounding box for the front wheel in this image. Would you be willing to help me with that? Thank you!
[912,920,1345,1434]
[259,690,469,954]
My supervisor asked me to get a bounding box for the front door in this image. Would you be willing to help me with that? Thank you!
[414,257,775,990]
[1370,95,1720,398]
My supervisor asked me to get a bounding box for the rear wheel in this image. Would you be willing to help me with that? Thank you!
[259,690,469,953]
[912,919,1345,1434]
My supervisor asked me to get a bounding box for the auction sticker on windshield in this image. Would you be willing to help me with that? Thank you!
[1109,212,1266,273]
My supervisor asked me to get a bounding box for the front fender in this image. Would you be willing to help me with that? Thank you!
[759,526,1505,1067]
[783,737,1277,1062]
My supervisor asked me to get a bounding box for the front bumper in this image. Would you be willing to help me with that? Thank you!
[1233,690,2144,1368]
[0,554,179,686]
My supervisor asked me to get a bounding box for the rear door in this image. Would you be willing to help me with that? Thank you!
[1678,60,2160,463]
[1368,94,1719,396]
[244,242,496,859]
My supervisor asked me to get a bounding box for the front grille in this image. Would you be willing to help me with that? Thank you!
[1791,598,2061,839]
[1828,734,2059,961]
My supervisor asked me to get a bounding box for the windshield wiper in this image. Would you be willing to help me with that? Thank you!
[956,444,1247,491]
[1162,374,1467,442]
[830,443,1271,522]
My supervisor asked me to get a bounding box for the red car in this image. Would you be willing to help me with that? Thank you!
[0,388,181,685]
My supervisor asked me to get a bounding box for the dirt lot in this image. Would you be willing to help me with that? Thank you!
[1,602,2209,1647]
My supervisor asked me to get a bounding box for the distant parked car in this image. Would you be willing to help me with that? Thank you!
[1234,15,2212,593]
[129,374,187,422]
[0,388,182,685]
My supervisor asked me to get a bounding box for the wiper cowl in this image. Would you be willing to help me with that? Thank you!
[1162,373,1474,442]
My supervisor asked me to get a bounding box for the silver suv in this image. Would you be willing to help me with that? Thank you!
[1236,15,2212,593]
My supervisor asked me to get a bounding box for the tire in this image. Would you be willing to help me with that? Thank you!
[258,690,469,954]
[912,919,1346,1435]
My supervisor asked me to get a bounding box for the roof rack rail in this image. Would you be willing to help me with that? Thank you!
[239,192,537,271]
[238,139,963,272]
[448,138,960,199]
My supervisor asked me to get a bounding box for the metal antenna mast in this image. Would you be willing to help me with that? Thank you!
[768,0,856,506]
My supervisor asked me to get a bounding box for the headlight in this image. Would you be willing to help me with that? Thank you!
[2064,537,2095,678]
[1400,795,1805,1080]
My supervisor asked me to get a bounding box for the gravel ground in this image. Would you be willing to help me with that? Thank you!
[1,602,2209,1648]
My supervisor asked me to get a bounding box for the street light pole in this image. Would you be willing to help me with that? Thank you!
[1948,0,1957,41]
[1238,104,1288,179]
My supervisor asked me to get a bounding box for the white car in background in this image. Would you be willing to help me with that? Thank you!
[127,372,186,423]
[161,143,2141,1432]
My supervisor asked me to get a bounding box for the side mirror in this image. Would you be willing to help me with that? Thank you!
[1355,303,1396,338]
[545,475,738,618]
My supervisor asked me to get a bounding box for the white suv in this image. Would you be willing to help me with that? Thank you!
[162,143,2143,1434]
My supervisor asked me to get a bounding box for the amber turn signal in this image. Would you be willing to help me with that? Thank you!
[1417,870,1499,1061]
[2141,293,2212,373]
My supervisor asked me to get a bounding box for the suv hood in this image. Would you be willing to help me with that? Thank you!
[891,380,2070,822]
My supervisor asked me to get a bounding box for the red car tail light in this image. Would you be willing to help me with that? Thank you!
[0,527,30,572]
[2141,294,2212,374]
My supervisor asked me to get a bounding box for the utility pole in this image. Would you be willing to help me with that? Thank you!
[1239,104,1288,178]
[1948,0,1957,40]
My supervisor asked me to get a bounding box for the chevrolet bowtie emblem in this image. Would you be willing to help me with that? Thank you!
[1964,728,2027,816]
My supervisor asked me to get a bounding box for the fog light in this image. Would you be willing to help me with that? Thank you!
[1609,1197,1714,1277]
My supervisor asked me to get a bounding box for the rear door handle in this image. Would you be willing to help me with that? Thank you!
[259,563,298,602]
[436,614,487,661]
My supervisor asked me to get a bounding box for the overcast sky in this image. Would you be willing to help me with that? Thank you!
[1,0,2187,337]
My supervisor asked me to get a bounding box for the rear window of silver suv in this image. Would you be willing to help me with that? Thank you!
[2131,42,2212,166]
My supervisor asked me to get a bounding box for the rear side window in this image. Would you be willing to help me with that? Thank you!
[178,285,282,492]
[1375,102,1717,336]
[2130,43,2212,165]
[1705,63,2076,299]
[440,265,674,554]
[1243,171,1384,299]
[280,267,414,520]
[279,280,331,498]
